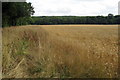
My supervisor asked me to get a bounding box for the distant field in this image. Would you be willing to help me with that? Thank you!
[2,25,118,78]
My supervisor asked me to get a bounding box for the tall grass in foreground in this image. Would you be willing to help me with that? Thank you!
[2,25,118,78]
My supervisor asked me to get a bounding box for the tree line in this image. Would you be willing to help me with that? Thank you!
[31,14,120,25]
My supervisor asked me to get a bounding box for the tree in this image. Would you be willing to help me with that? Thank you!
[107,13,114,24]
[108,13,114,19]
[2,2,35,27]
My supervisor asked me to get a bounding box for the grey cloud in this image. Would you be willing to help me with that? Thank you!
[44,8,71,14]
[28,0,118,16]
[72,0,104,2]
[118,1,120,15]
[80,0,103,1]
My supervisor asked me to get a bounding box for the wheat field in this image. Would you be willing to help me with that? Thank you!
[2,25,118,78]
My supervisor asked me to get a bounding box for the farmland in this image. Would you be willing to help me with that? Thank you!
[2,25,118,78]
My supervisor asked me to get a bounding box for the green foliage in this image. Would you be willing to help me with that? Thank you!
[31,14,120,25]
[2,2,35,27]
[16,39,29,55]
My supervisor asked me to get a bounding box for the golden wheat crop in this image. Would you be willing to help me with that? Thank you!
[2,25,118,78]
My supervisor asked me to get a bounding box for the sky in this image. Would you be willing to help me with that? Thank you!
[27,0,120,16]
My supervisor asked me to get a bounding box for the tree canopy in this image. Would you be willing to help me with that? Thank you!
[31,14,120,25]
[2,2,35,27]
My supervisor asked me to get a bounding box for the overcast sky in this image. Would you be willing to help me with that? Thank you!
[27,0,120,16]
